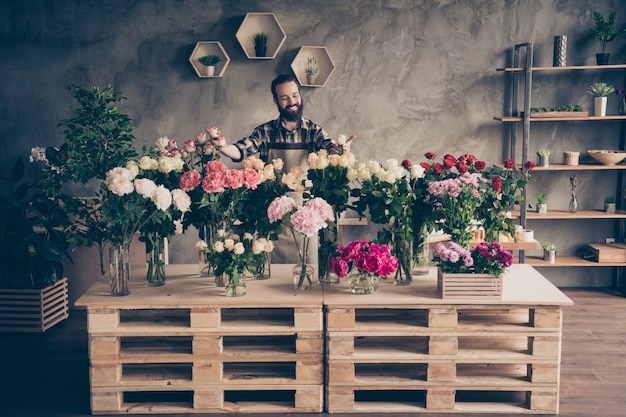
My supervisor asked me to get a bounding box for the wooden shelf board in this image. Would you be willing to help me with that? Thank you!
[495,115,626,122]
[523,255,626,267]
[497,64,626,72]
[530,163,626,171]
[514,209,626,220]
[470,239,541,251]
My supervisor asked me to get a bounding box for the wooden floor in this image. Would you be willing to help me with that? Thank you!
[1,288,625,417]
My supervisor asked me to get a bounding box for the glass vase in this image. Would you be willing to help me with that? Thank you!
[224,269,246,297]
[619,97,626,115]
[318,213,340,285]
[412,234,430,276]
[569,192,579,213]
[198,223,217,278]
[109,244,130,296]
[253,251,271,280]
[293,236,313,291]
[145,232,166,287]
[392,235,413,285]
[348,271,379,294]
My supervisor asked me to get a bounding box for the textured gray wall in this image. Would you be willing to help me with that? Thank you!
[2,0,626,290]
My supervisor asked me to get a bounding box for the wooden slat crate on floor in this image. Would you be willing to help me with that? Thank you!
[0,277,69,332]
[76,265,324,414]
[323,264,572,414]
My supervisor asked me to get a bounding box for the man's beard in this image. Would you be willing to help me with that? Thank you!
[278,101,303,122]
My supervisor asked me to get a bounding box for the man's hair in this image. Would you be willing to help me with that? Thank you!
[271,74,300,99]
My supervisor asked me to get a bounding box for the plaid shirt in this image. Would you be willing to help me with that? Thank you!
[233,117,333,162]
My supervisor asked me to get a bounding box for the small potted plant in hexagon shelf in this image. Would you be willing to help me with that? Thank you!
[198,55,221,77]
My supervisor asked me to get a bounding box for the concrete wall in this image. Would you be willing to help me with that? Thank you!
[2,0,626,291]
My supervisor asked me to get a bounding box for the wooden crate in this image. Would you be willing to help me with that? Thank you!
[437,269,502,300]
[0,277,69,332]
[585,242,626,263]
[76,265,325,415]
[323,264,572,414]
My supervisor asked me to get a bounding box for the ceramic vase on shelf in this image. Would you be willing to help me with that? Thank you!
[569,192,579,213]
[594,96,608,117]
[293,236,313,291]
[145,232,166,287]
[318,213,340,285]
[224,270,246,297]
[348,271,379,294]
[109,244,130,296]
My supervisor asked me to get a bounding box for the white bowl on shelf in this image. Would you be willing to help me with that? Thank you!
[587,150,626,165]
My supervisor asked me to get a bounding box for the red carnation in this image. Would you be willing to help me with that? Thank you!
[425,152,437,160]
[420,162,431,171]
[433,163,444,174]
[474,160,486,171]
[456,162,468,173]
[401,159,412,169]
[524,160,536,170]
[492,176,502,193]
[503,158,515,169]
[466,154,477,164]
[443,154,456,168]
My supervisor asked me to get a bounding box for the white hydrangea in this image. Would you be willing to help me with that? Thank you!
[106,167,135,196]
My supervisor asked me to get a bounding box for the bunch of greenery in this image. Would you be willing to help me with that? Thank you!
[588,82,615,97]
[198,55,221,66]
[530,104,585,112]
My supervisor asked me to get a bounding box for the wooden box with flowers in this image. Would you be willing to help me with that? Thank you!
[433,241,513,300]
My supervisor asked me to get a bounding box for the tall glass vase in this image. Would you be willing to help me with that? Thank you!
[412,233,430,276]
[109,244,130,296]
[293,235,314,291]
[393,235,413,285]
[198,223,217,277]
[318,212,340,285]
[618,97,626,115]
[251,251,271,280]
[145,232,166,287]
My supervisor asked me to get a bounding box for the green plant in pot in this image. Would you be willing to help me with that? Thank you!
[305,56,319,84]
[588,82,615,116]
[38,84,138,275]
[198,54,221,77]
[543,242,557,263]
[536,148,550,167]
[253,32,268,57]
[0,158,72,288]
[536,194,548,214]
[604,195,616,213]
[588,10,620,65]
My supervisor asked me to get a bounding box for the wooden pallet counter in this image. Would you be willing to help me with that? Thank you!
[75,264,324,415]
[323,264,573,414]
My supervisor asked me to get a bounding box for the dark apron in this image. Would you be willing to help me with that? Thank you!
[267,142,319,269]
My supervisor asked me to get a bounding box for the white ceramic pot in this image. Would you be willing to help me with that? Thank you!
[519,229,534,241]
[594,96,608,117]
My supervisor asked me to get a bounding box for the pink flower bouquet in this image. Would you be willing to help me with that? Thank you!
[432,241,513,278]
[328,240,399,278]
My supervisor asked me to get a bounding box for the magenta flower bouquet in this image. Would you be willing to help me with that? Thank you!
[328,240,399,278]
[432,241,513,278]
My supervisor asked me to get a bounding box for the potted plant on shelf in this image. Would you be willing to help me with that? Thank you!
[588,82,615,116]
[537,149,550,167]
[588,10,619,65]
[253,32,268,57]
[604,196,616,213]
[198,55,221,77]
[305,56,319,85]
[543,242,557,264]
[536,194,548,214]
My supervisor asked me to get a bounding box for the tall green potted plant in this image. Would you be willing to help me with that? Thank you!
[253,32,268,57]
[589,10,620,65]
[38,84,138,275]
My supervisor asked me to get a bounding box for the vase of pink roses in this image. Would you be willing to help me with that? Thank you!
[268,195,334,290]
[328,240,399,294]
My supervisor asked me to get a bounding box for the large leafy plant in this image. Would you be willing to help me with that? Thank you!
[38,84,138,274]
[589,11,619,53]
[0,158,71,288]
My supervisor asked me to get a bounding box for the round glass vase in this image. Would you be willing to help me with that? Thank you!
[348,271,379,294]
[224,269,246,297]
[109,244,130,296]
[318,213,340,285]
[145,232,166,287]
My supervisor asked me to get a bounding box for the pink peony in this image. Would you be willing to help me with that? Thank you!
[179,170,202,192]
[202,171,226,193]
[224,169,245,189]
[267,196,297,223]
[242,168,261,190]
[290,206,326,237]
[207,160,228,174]
[305,197,334,222]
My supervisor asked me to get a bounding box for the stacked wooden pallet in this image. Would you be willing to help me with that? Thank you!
[76,265,324,414]
[323,265,571,414]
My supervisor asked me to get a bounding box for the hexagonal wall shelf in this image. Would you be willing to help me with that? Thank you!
[235,12,286,59]
[290,46,335,87]
[189,41,230,78]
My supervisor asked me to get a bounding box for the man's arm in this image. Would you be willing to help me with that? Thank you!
[220,144,243,161]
